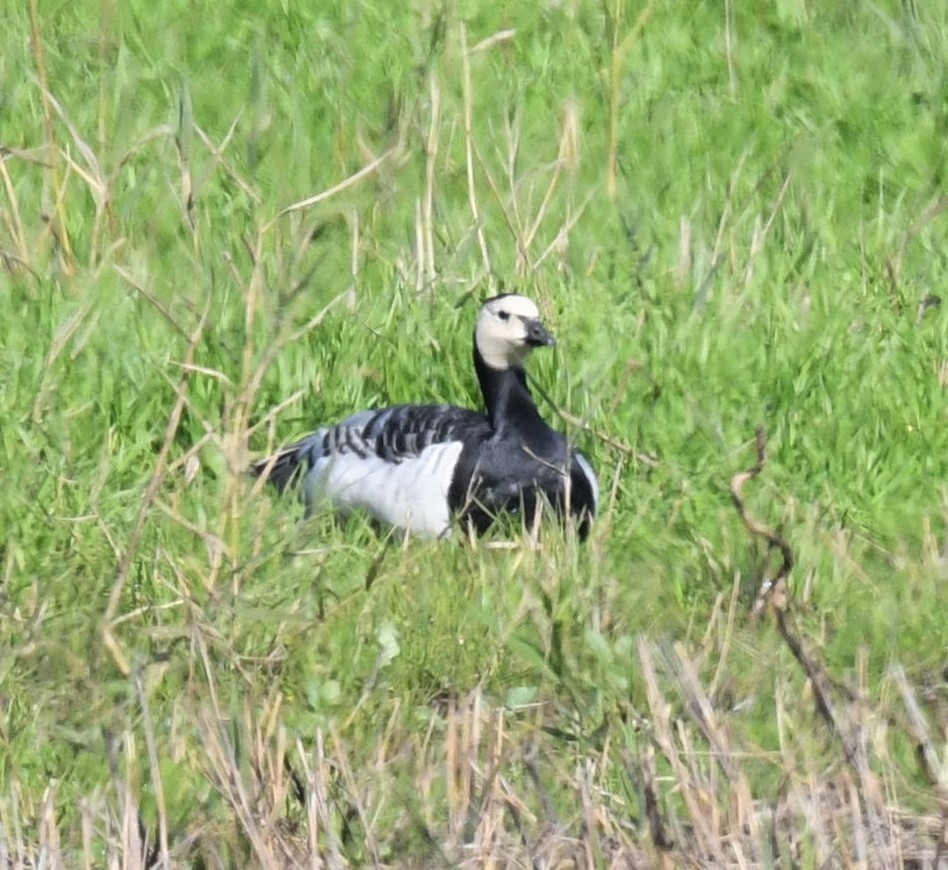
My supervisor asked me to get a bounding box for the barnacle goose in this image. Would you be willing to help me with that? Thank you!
[252,294,599,539]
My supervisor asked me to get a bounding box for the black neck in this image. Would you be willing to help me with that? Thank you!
[473,341,546,434]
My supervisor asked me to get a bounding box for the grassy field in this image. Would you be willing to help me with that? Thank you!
[2,0,946,866]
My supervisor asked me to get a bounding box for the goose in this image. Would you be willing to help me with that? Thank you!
[252,294,599,539]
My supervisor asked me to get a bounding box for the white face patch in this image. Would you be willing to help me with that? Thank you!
[475,294,553,370]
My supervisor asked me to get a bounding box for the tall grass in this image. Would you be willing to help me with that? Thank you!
[1,0,946,866]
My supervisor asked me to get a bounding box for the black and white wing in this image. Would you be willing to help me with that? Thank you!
[252,404,491,536]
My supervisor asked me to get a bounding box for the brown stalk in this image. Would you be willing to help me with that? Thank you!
[637,638,727,863]
[460,25,493,277]
[603,0,654,202]
[112,265,191,339]
[134,667,169,870]
[473,137,528,268]
[271,147,395,223]
[0,151,29,266]
[660,641,760,845]
[100,309,208,675]
[28,0,75,272]
[742,173,792,287]
[421,72,441,290]
[195,117,261,205]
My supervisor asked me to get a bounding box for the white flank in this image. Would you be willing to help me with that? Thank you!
[575,452,600,515]
[303,440,465,537]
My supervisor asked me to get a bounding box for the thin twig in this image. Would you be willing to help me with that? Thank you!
[529,377,657,465]
[729,426,793,612]
[730,428,885,818]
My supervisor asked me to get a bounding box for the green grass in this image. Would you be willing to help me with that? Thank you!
[2,0,946,865]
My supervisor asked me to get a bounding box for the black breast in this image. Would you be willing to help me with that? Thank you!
[448,427,595,539]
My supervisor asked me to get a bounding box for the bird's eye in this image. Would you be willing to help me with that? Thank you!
[497,310,510,321]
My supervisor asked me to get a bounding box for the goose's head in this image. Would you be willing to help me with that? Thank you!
[475,294,555,371]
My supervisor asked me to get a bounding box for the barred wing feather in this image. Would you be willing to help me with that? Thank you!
[252,404,491,536]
